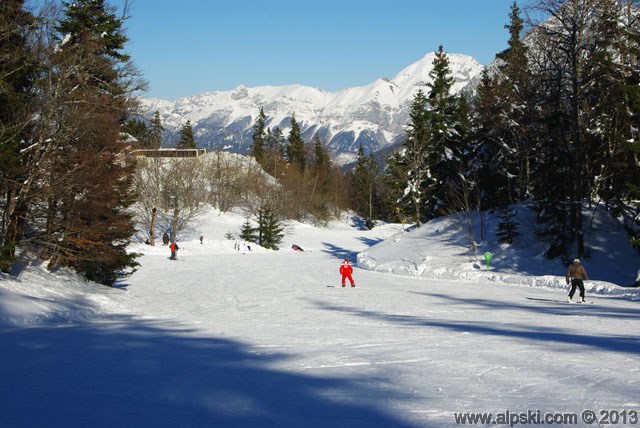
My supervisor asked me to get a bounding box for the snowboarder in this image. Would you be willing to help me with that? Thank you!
[162,232,170,246]
[566,258,588,303]
[169,241,179,260]
[199,235,203,244]
[340,258,355,287]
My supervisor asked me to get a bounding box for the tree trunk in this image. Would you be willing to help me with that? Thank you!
[149,207,157,246]
[171,205,179,242]
[0,190,19,273]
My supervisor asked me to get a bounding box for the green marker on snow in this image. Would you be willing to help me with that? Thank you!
[483,251,493,271]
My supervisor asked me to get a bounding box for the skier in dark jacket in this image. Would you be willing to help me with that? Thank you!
[162,232,170,246]
[340,258,355,287]
[566,259,588,303]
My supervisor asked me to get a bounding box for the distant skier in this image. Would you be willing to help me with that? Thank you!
[340,258,355,287]
[566,258,588,303]
[162,232,170,246]
[169,241,179,260]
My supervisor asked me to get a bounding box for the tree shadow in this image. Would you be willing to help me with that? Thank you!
[320,237,384,262]
[349,216,369,230]
[310,299,640,356]
[358,237,384,247]
[321,242,359,261]
[0,300,423,428]
[413,291,640,321]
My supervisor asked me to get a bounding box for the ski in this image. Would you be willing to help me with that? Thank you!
[526,297,594,305]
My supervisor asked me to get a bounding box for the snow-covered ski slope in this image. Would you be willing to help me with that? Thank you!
[1,207,639,428]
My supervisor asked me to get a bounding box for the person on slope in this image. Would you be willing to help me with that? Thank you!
[169,240,179,260]
[566,258,588,303]
[340,258,355,288]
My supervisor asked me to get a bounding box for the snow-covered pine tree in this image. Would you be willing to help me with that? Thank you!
[424,45,469,219]
[383,150,414,224]
[391,89,430,225]
[468,2,532,242]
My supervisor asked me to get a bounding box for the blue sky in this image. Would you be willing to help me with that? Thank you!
[124,0,520,100]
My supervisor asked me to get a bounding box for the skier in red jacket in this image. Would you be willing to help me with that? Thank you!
[169,241,179,260]
[340,258,355,287]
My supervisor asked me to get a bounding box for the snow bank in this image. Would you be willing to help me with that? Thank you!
[358,205,640,299]
[0,263,130,327]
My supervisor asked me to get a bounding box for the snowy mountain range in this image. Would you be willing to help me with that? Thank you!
[140,52,484,164]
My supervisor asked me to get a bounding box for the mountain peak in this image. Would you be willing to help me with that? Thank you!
[141,52,484,163]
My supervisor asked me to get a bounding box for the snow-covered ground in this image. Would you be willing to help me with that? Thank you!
[1,206,639,428]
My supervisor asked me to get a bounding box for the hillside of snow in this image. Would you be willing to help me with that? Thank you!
[1,207,639,427]
[359,202,640,290]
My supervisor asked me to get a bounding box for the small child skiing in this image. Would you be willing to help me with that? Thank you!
[340,258,355,287]
[169,241,179,260]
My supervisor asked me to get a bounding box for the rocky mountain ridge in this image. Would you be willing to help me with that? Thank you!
[141,52,484,164]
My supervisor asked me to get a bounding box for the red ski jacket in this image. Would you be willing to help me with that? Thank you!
[339,261,353,275]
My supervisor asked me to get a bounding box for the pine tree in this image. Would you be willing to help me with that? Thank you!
[122,118,150,147]
[527,0,603,259]
[469,70,510,208]
[311,134,332,191]
[351,145,383,228]
[394,89,430,224]
[383,150,413,224]
[285,113,306,171]
[269,126,286,158]
[262,126,286,178]
[581,0,640,216]
[424,45,465,218]
[467,2,532,244]
[496,1,534,201]
[239,217,258,243]
[312,135,330,174]
[496,206,520,245]
[621,1,640,244]
[251,107,267,162]
[255,203,284,250]
[178,120,196,149]
[0,0,37,273]
[39,0,143,284]
[149,110,164,149]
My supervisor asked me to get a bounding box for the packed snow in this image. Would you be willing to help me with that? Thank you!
[1,206,639,428]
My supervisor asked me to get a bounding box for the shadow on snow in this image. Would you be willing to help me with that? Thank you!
[310,295,640,356]
[321,237,383,263]
[0,297,422,428]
